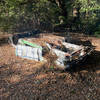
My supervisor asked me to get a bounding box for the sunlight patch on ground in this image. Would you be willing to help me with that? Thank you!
[36,74,47,80]
[96,70,100,74]
[7,75,21,83]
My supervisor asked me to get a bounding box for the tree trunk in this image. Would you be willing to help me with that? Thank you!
[55,0,68,19]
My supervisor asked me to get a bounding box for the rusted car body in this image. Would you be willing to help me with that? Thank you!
[9,32,94,69]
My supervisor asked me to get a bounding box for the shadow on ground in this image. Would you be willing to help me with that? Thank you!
[0,50,100,100]
[69,50,100,72]
[0,37,9,46]
[0,33,100,100]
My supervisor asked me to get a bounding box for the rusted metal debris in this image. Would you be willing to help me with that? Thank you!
[9,33,94,69]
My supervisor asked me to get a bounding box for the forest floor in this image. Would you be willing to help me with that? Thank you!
[0,33,100,100]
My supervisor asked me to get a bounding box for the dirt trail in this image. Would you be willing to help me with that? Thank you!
[0,34,100,100]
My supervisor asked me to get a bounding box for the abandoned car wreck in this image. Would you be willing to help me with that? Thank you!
[9,32,94,69]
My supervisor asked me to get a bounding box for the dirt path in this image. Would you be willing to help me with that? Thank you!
[0,34,100,100]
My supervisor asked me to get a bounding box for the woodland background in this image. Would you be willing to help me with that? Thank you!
[0,0,100,36]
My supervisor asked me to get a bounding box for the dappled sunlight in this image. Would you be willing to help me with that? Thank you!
[6,75,21,84]
[0,91,10,98]
[36,74,47,80]
[96,70,100,74]
[0,34,100,100]
[65,74,77,85]
[0,0,100,99]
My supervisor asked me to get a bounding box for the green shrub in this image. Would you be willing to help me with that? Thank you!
[94,25,100,37]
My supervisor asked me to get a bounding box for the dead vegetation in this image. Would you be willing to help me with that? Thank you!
[0,33,100,100]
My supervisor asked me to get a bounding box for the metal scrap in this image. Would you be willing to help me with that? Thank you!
[9,33,94,69]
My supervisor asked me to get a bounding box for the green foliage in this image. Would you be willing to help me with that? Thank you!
[0,0,100,34]
[50,66,54,69]
[94,24,100,37]
[72,0,100,34]
[0,0,58,32]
